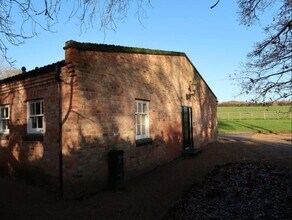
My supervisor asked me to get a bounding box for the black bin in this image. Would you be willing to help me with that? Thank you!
[108,150,124,190]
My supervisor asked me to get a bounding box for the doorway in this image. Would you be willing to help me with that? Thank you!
[181,106,193,150]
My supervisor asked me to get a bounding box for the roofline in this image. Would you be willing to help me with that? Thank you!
[184,55,218,101]
[64,40,217,100]
[0,60,65,84]
[64,40,185,56]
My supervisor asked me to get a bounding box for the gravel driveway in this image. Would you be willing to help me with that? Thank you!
[0,133,291,220]
[163,162,291,219]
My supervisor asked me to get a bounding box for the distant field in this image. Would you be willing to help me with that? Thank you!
[218,106,291,120]
[218,105,292,134]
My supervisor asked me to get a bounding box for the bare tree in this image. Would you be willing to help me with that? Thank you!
[0,0,150,64]
[1,0,291,102]
[232,0,292,102]
[0,57,20,79]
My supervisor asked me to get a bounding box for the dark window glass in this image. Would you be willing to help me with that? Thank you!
[38,116,43,128]
[32,117,37,128]
[35,102,41,115]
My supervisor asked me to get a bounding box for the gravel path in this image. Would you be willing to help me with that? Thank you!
[163,163,292,219]
[0,133,291,219]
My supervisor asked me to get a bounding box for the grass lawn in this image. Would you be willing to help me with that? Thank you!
[218,119,292,134]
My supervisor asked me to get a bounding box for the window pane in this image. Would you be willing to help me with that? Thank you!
[35,102,41,115]
[141,124,145,135]
[32,117,37,128]
[0,109,3,118]
[37,116,43,128]
[143,103,147,113]
[4,108,8,118]
[135,115,140,135]
[137,124,141,135]
[41,102,43,114]
[135,102,138,113]
[137,114,141,125]
[30,103,35,115]
[4,120,8,130]
[138,103,142,113]
[141,115,146,125]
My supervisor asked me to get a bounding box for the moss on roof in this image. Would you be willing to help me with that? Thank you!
[64,40,186,56]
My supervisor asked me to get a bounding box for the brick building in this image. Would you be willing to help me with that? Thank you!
[0,41,217,197]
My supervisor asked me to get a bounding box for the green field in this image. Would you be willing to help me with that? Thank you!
[219,119,292,134]
[218,105,291,120]
[218,106,292,134]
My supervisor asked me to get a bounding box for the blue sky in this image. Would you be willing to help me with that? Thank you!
[7,0,270,102]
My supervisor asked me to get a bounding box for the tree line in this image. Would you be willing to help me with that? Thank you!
[218,100,292,107]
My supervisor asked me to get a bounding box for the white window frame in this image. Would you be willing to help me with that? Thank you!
[0,105,9,134]
[135,100,149,140]
[27,99,45,134]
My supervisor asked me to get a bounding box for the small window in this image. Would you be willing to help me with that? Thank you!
[27,100,44,134]
[135,100,149,140]
[0,105,9,134]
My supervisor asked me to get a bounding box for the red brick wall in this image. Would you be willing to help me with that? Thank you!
[0,70,61,190]
[61,46,217,197]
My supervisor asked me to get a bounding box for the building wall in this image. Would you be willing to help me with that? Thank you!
[0,44,217,198]
[61,45,217,197]
[0,70,61,191]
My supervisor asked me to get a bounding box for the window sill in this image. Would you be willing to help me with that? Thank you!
[136,138,153,147]
[22,134,44,142]
[0,134,9,140]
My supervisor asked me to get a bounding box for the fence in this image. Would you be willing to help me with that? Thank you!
[218,111,292,120]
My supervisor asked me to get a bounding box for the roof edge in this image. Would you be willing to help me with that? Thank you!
[184,55,218,101]
[0,60,65,84]
[64,40,186,56]
[64,41,217,100]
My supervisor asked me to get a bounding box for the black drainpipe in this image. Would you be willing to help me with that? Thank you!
[55,65,63,197]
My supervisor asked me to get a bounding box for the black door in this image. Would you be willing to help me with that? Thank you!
[181,106,193,150]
